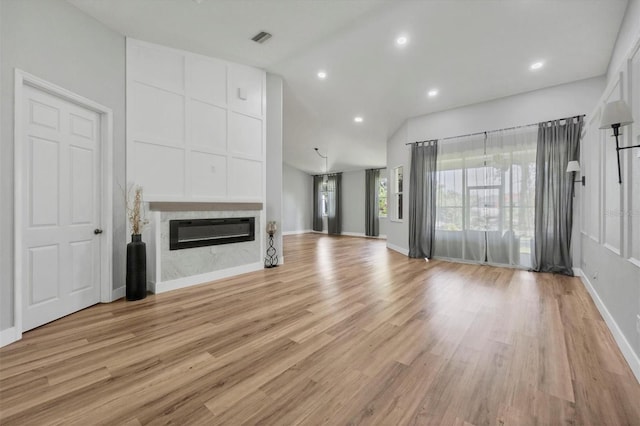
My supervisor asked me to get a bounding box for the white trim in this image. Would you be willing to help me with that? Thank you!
[603,243,621,256]
[340,231,387,240]
[386,243,409,256]
[577,269,640,384]
[111,286,125,302]
[13,70,114,339]
[0,327,18,348]
[151,262,263,294]
[282,230,312,236]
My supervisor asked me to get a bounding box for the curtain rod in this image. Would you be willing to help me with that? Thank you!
[405,114,585,146]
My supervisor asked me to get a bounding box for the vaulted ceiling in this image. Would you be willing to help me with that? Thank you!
[68,0,628,174]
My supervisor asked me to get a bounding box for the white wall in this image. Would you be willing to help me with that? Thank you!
[283,163,312,233]
[0,0,126,332]
[266,73,283,262]
[608,0,640,82]
[386,122,410,255]
[342,170,365,235]
[579,0,640,380]
[386,76,605,255]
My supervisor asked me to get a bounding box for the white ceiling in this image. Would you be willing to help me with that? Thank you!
[68,0,628,174]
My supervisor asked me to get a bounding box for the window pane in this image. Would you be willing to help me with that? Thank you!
[394,167,403,193]
[437,169,463,207]
[436,207,463,230]
[378,177,388,216]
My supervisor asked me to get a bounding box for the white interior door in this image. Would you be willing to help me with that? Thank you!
[21,84,102,331]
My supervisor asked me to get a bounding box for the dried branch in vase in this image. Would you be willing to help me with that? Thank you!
[126,185,149,235]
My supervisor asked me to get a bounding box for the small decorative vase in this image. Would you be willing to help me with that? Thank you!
[126,234,147,301]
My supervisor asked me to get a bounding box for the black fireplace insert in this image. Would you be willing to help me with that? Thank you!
[170,217,255,250]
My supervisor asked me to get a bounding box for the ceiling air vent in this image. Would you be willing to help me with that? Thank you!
[251,31,272,44]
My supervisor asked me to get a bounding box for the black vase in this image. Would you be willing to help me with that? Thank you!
[126,234,147,301]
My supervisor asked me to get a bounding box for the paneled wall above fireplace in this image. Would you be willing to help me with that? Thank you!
[126,38,266,203]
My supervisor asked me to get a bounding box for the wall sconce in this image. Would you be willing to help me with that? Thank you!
[599,100,637,184]
[566,160,585,186]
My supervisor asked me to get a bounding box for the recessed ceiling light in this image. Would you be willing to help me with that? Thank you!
[317,70,327,80]
[354,116,364,123]
[427,89,439,98]
[530,61,544,71]
[396,35,408,46]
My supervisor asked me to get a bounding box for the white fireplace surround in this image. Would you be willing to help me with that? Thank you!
[146,205,265,294]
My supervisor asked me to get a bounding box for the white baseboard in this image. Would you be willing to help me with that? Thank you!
[0,327,18,348]
[111,286,125,301]
[282,230,312,236]
[152,262,263,294]
[387,243,409,256]
[577,269,640,383]
[341,231,387,239]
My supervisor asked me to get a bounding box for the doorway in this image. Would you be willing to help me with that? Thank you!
[14,70,113,336]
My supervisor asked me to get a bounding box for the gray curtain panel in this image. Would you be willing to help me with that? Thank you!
[312,175,323,232]
[409,141,438,259]
[365,169,380,237]
[533,116,583,275]
[327,173,342,235]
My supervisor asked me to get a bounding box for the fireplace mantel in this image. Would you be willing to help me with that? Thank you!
[149,202,263,212]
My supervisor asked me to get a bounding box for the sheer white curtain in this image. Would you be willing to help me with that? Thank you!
[433,127,537,268]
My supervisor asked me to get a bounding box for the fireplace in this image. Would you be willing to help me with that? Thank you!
[170,217,255,250]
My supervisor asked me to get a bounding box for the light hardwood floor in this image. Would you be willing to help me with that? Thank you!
[1,233,639,425]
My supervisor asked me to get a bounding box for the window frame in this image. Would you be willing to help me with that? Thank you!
[391,166,404,222]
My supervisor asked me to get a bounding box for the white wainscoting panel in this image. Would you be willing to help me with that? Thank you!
[584,110,601,241]
[131,141,185,197]
[126,38,266,203]
[602,74,624,255]
[628,43,640,265]
[227,63,263,117]
[187,55,227,106]
[229,157,262,200]
[229,112,262,157]
[130,83,185,147]
[129,43,184,93]
[190,151,227,198]
[190,100,226,152]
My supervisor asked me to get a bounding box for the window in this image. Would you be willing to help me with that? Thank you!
[434,130,537,268]
[321,192,328,217]
[378,176,388,217]
[392,166,403,221]
[436,167,463,230]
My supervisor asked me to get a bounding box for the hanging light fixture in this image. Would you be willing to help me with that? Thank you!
[314,147,329,191]
[599,100,637,184]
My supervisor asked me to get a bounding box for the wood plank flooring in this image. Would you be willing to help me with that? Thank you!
[1,233,639,425]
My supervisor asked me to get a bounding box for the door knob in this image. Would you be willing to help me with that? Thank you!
[94,229,103,235]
